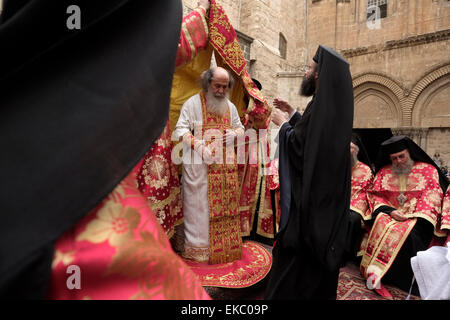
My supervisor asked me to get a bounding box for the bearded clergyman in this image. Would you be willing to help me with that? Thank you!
[346,134,374,260]
[173,67,244,264]
[361,135,448,298]
[266,45,354,299]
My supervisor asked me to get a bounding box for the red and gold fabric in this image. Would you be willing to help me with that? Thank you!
[209,1,275,240]
[198,93,242,264]
[135,122,183,239]
[441,188,450,230]
[367,162,443,230]
[350,161,374,221]
[208,0,246,77]
[183,241,272,288]
[175,7,209,69]
[435,188,450,242]
[360,162,443,285]
[208,1,275,240]
[267,158,282,229]
[207,0,271,130]
[360,213,417,288]
[136,7,209,238]
[47,166,210,300]
[239,136,279,239]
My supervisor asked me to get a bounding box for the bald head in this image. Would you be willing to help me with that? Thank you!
[213,67,229,82]
[201,67,234,94]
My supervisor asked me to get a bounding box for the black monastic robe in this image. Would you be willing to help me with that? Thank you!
[265,45,354,300]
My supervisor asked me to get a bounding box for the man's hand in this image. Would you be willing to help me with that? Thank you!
[271,108,289,127]
[273,98,294,114]
[223,130,237,146]
[196,144,212,164]
[390,210,408,222]
[198,0,210,11]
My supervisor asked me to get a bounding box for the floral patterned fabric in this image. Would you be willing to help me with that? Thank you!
[47,168,210,300]
[351,161,374,220]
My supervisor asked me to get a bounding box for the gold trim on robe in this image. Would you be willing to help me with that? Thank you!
[199,93,242,264]
[350,161,374,221]
[435,188,450,238]
[442,189,450,231]
[360,213,417,288]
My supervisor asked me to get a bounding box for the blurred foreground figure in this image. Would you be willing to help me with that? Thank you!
[0,0,210,299]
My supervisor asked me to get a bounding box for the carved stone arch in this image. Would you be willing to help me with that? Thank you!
[408,64,450,127]
[352,73,403,128]
[352,73,404,101]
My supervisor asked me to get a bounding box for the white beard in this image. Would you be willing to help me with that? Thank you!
[205,90,229,117]
[392,158,414,175]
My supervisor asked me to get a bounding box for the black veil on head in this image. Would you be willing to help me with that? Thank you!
[375,135,449,192]
[351,131,373,171]
[251,78,262,91]
[353,128,392,172]
[0,0,182,294]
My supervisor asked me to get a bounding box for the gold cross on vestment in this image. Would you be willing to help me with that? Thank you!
[397,193,407,206]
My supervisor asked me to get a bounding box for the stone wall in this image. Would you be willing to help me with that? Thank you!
[181,0,450,166]
[427,128,450,169]
[182,0,309,112]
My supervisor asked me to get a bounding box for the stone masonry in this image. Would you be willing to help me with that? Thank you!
[183,0,450,168]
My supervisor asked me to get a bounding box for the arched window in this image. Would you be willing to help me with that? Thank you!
[279,33,287,60]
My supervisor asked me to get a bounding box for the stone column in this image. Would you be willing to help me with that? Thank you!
[392,127,429,150]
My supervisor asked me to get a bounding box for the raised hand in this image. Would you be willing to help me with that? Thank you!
[273,98,294,114]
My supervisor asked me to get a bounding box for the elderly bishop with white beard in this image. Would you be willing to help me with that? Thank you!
[174,67,244,264]
[360,135,448,298]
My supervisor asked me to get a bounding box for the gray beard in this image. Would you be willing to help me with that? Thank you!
[206,90,229,117]
[392,158,414,175]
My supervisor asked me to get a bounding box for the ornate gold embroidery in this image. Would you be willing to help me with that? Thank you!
[182,246,209,262]
[141,154,170,190]
[199,92,242,264]
[208,3,246,75]
[147,188,181,213]
[191,242,272,288]
[361,214,417,286]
